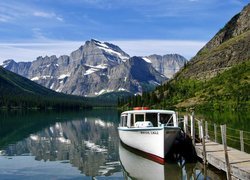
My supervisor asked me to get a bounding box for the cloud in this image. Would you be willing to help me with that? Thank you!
[33,11,55,18]
[0,41,83,63]
[0,14,12,22]
[0,39,206,64]
[110,40,206,59]
[32,28,47,40]
[0,1,63,24]
[33,11,63,22]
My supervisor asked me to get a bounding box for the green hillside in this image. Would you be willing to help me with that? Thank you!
[120,4,250,111]
[120,61,250,111]
[0,67,115,109]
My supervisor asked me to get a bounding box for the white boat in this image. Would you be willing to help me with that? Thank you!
[118,108,180,163]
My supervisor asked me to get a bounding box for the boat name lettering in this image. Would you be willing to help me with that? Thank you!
[140,131,158,134]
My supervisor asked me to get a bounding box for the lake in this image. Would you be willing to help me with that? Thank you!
[1,109,245,179]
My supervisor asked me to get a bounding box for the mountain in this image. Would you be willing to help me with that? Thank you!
[142,54,187,78]
[0,66,112,109]
[123,4,250,110]
[2,39,170,96]
[179,4,250,80]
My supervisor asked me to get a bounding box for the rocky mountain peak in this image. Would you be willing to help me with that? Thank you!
[1,39,189,97]
[178,3,250,80]
[70,39,130,67]
[2,59,16,68]
[143,54,187,78]
[199,3,250,53]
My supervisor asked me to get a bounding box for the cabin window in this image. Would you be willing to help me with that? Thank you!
[146,113,158,127]
[135,114,144,123]
[120,115,127,127]
[130,114,134,127]
[160,114,173,126]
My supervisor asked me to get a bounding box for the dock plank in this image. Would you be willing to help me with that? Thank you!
[195,140,250,180]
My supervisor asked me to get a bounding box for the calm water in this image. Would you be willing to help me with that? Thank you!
[0,109,242,179]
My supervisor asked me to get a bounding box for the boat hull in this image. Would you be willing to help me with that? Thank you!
[118,126,180,161]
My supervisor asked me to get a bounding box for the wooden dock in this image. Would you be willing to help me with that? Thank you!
[195,140,250,180]
[182,114,250,180]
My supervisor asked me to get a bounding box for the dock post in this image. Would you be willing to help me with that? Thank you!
[205,121,208,140]
[190,112,195,145]
[176,112,179,126]
[240,130,244,152]
[202,120,207,164]
[198,120,201,139]
[221,125,232,180]
[184,115,188,134]
[214,124,217,143]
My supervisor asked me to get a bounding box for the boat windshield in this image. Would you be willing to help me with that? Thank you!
[120,111,175,128]
[160,114,173,126]
[146,113,158,127]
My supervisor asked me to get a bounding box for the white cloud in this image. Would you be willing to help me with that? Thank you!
[33,11,63,22]
[32,28,47,40]
[56,17,64,22]
[0,39,206,64]
[111,40,206,59]
[33,11,55,18]
[0,41,82,63]
[0,14,12,22]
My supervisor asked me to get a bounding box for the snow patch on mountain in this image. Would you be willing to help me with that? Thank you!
[31,75,52,81]
[31,76,39,81]
[142,57,152,63]
[118,88,128,91]
[84,64,108,75]
[58,73,70,79]
[94,40,129,62]
[94,89,113,95]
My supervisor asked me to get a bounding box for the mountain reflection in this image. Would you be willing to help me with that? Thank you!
[1,110,121,177]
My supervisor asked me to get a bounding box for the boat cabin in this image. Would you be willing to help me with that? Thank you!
[120,110,178,128]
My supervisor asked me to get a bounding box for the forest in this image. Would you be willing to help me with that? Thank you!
[118,61,250,111]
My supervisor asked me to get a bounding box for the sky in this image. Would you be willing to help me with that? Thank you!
[0,0,249,63]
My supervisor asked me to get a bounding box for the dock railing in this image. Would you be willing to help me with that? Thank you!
[179,113,250,180]
[180,114,250,153]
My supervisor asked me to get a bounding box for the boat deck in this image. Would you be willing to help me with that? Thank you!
[195,140,250,180]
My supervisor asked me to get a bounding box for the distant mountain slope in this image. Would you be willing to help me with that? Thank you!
[0,67,106,109]
[179,4,250,80]
[142,54,187,78]
[2,40,186,97]
[122,4,250,110]
[0,66,60,96]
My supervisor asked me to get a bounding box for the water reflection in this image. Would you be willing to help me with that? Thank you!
[119,142,226,180]
[0,110,121,178]
[120,142,189,179]
[0,109,227,179]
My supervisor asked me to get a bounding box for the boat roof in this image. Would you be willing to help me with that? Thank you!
[121,109,176,115]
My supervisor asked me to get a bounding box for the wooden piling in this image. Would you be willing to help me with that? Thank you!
[198,120,201,139]
[202,120,207,164]
[190,113,195,145]
[221,124,232,180]
[214,123,217,143]
[205,121,208,140]
[184,115,188,135]
[240,130,244,152]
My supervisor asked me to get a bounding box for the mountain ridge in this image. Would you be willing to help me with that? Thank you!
[0,66,95,109]
[178,4,250,80]
[121,3,250,110]
[2,39,186,97]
